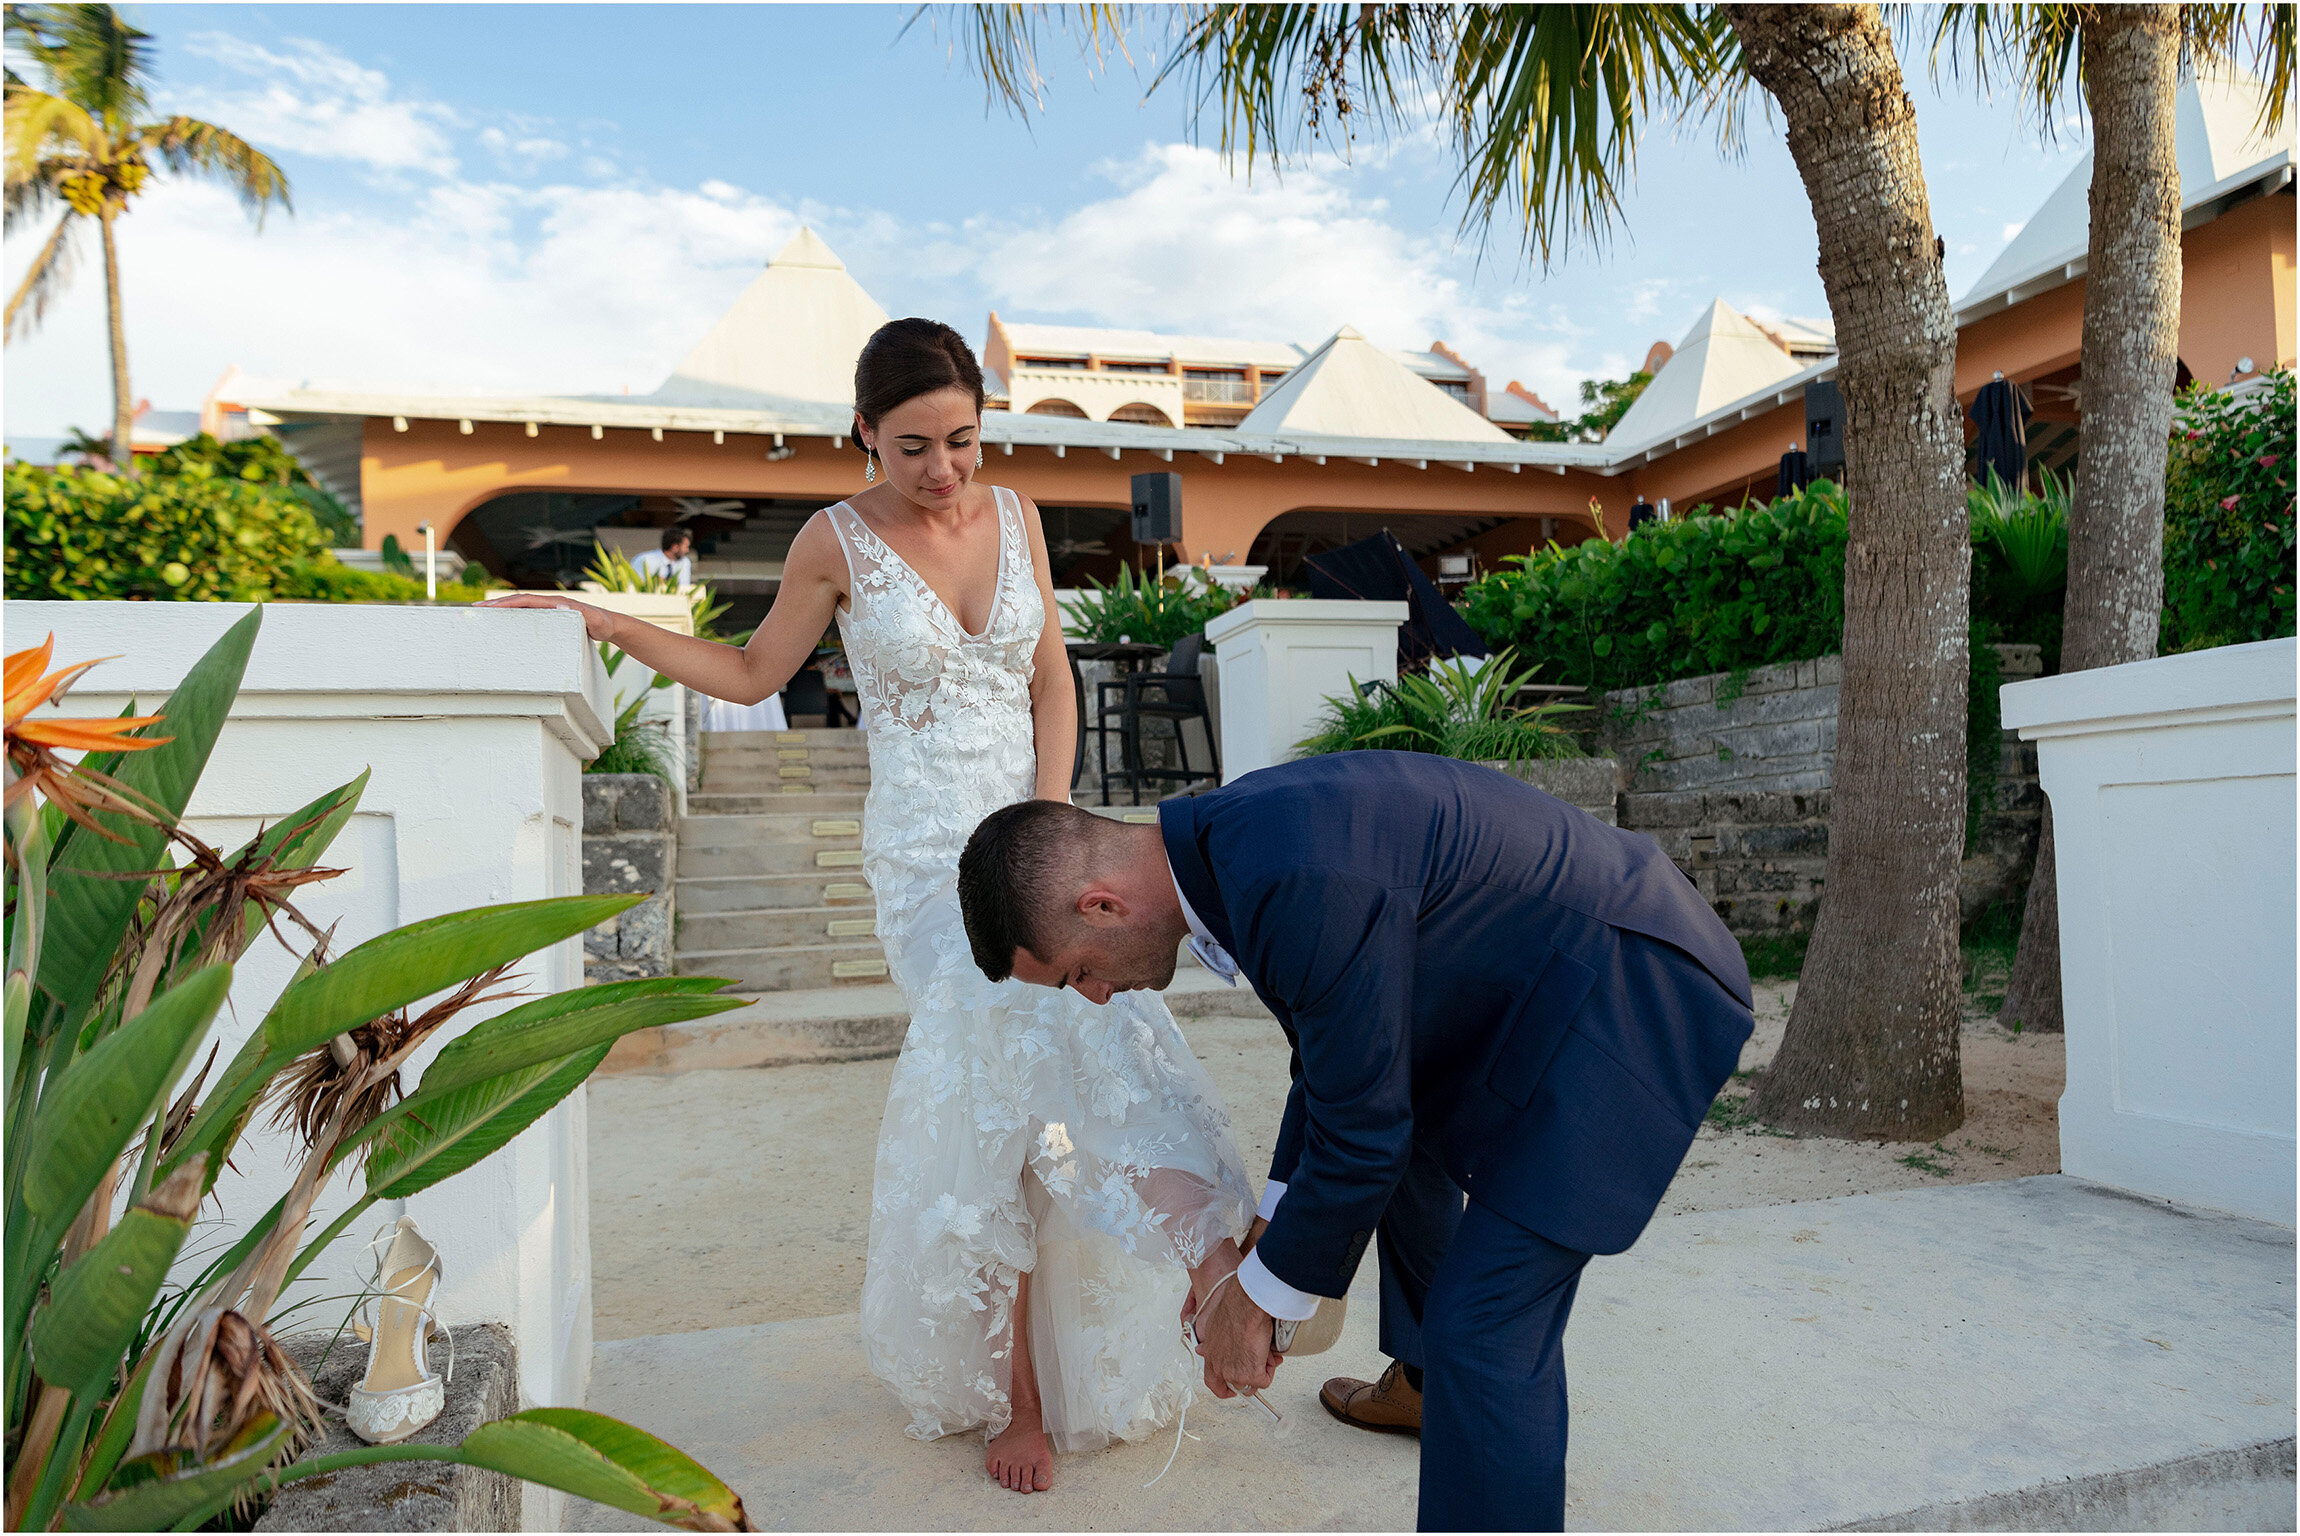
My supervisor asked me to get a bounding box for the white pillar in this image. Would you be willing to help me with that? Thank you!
[2002,637,2296,1225]
[1203,599,1408,781]
[18,603,614,1456]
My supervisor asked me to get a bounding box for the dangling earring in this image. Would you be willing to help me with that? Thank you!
[976,447,985,469]
[864,449,876,484]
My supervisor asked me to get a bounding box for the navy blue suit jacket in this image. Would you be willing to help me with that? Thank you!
[1159,752,1753,1297]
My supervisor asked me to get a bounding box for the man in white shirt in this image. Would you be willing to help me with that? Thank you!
[633,527,693,587]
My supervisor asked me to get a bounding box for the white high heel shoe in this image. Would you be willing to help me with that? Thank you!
[347,1216,455,1445]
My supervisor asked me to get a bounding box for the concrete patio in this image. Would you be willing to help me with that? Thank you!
[568,1174,2292,1531]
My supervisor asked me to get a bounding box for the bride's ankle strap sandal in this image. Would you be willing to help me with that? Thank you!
[347,1216,453,1445]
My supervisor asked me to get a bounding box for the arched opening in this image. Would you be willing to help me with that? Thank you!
[1028,398,1088,418]
[1109,402,1173,427]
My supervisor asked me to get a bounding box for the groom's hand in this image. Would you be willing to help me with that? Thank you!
[1188,1240,1280,1399]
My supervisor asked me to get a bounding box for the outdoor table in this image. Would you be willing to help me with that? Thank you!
[1064,641,1167,788]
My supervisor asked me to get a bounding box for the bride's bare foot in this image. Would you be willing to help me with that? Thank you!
[986,1410,1053,1494]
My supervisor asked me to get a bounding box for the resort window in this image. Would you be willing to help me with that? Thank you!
[1020,356,1089,370]
[1183,369,1253,404]
[1101,360,1170,374]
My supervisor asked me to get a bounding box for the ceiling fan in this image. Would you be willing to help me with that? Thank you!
[673,497,747,523]
[1051,537,1111,559]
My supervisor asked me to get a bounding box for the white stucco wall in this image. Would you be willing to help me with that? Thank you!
[2002,637,2297,1226]
[1204,599,1407,780]
[14,601,612,1521]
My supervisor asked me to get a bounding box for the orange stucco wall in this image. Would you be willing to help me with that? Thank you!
[361,419,1625,562]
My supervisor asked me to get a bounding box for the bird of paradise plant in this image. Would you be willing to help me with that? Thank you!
[3,612,757,1531]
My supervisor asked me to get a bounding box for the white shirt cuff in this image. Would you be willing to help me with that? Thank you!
[1236,1250,1321,1322]
[1257,1180,1286,1221]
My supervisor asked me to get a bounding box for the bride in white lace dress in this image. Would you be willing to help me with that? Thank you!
[489,319,1258,1494]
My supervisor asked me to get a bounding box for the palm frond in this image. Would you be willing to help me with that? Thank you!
[5,84,103,196]
[1157,4,1431,174]
[141,116,293,222]
[6,4,156,128]
[4,210,81,339]
[911,3,1137,116]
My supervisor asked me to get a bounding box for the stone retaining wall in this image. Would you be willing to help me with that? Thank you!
[1482,756,1619,825]
[1600,650,2045,936]
[583,773,676,981]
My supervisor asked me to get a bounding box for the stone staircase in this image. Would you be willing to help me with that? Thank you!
[675,728,889,991]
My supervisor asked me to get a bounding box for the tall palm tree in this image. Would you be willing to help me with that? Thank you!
[945,3,1975,1138]
[1932,4,2292,1034]
[4,4,290,472]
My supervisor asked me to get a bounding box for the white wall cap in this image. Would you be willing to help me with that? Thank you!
[1206,598,1411,643]
[2001,637,2295,740]
[13,601,613,755]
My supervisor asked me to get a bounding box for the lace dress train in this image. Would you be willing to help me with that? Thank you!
[829,490,1256,1453]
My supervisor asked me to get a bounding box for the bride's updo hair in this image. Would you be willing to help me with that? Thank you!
[853,319,986,457]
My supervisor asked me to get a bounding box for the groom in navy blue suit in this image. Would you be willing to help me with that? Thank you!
[957,752,1753,1531]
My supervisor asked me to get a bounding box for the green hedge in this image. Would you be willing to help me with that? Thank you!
[2162,369,2295,653]
[1457,480,1852,693]
[5,458,329,601]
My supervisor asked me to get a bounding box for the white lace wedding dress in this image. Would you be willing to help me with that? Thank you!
[828,489,1256,1454]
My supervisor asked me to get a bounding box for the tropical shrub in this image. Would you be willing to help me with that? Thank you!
[590,644,677,783]
[1297,649,1584,763]
[149,432,359,546]
[272,553,499,606]
[2162,369,2296,653]
[1968,466,2069,667]
[582,544,732,642]
[1061,562,1247,647]
[2,613,756,1530]
[1457,480,1853,693]
[4,458,329,602]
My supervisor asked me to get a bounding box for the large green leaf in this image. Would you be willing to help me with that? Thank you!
[22,964,230,1223]
[31,1203,192,1399]
[456,1409,753,1529]
[11,965,229,1348]
[61,1413,295,1532]
[37,609,260,1037]
[406,977,739,1102]
[366,1046,608,1201]
[258,895,640,1061]
[7,794,52,1089]
[163,894,639,1185]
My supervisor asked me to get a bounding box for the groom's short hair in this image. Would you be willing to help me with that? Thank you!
[959,799,1111,981]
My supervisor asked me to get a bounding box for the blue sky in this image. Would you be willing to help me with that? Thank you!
[3,4,2092,440]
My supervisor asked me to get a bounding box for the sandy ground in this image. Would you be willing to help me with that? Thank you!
[588,982,2063,1342]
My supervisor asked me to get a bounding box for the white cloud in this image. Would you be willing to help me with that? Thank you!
[171,34,462,176]
[478,127,571,171]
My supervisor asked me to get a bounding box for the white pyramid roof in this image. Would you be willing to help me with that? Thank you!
[1960,68,2294,314]
[650,227,890,411]
[1236,326,1511,443]
[1605,300,1806,448]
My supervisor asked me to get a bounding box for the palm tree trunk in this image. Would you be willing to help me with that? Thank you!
[101,207,135,476]
[1999,6,2183,1035]
[1729,3,1970,1139]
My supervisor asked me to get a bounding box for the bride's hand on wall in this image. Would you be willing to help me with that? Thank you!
[484,592,623,643]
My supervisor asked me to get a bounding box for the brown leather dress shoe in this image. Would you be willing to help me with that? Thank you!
[1320,1358,1422,1436]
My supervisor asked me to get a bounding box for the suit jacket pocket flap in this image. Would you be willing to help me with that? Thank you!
[1488,949,1599,1110]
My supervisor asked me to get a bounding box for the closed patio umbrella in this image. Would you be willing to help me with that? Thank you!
[1301,530,1488,671]
[1969,377,2033,490]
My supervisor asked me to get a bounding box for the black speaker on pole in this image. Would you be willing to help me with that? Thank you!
[1131,471,1182,545]
[1804,380,1846,476]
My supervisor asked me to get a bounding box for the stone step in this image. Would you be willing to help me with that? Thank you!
[678,811,868,849]
[599,984,912,1074]
[677,835,867,880]
[676,872,874,915]
[698,765,875,793]
[702,742,874,772]
[679,905,879,952]
[688,790,868,816]
[699,727,862,750]
[677,940,892,992]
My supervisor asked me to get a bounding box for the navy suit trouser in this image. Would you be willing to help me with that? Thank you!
[1375,1124,1464,1373]
[1416,1200,1591,1533]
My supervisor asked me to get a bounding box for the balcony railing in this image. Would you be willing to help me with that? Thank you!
[1182,377,1254,404]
